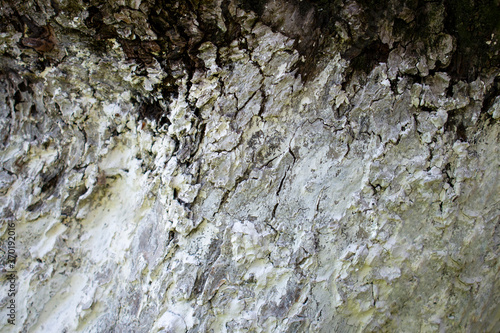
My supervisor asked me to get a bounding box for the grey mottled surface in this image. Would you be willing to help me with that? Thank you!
[0,0,499,332]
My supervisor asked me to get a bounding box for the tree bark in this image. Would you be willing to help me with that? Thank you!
[0,0,499,332]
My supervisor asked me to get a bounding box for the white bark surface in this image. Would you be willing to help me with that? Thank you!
[0,0,499,332]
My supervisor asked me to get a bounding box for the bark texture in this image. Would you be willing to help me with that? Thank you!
[0,0,499,332]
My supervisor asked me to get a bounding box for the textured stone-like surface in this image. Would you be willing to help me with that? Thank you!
[0,0,499,332]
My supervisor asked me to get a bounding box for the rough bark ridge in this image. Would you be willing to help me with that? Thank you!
[0,0,499,332]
